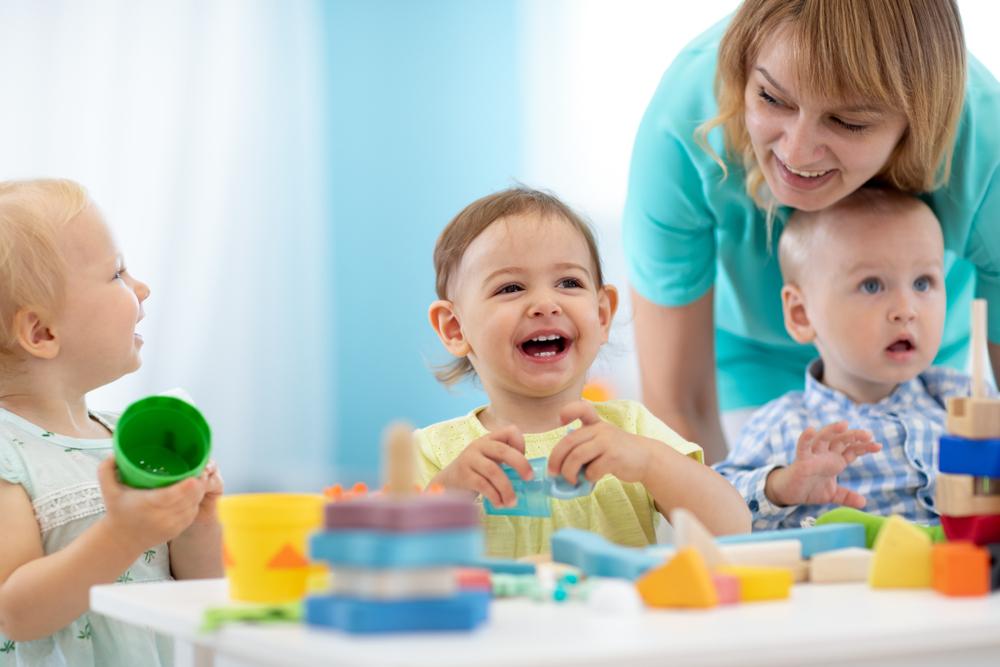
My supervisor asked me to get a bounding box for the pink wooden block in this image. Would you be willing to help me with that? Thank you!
[712,573,740,605]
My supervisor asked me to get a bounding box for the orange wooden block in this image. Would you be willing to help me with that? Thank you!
[932,542,990,597]
[636,547,717,609]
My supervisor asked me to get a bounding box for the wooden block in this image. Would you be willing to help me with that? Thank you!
[636,547,717,608]
[324,492,480,532]
[946,396,1000,439]
[714,565,793,602]
[550,529,661,580]
[935,473,1000,517]
[940,514,1000,546]
[790,560,809,583]
[988,543,1000,592]
[671,508,726,569]
[869,516,932,589]
[718,539,801,569]
[711,573,740,605]
[809,547,872,584]
[932,542,989,597]
[716,523,864,558]
[938,435,1000,477]
[383,422,416,496]
[329,567,457,599]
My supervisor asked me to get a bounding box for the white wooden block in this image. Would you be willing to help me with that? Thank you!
[718,539,802,569]
[329,567,456,599]
[670,507,727,568]
[809,547,872,584]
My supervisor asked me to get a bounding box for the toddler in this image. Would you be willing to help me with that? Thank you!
[716,187,973,530]
[0,180,222,666]
[417,186,750,558]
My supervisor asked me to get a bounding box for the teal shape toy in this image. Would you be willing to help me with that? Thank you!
[310,528,482,568]
[484,457,594,517]
[715,523,865,558]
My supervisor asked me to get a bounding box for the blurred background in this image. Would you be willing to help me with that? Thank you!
[0,1,997,492]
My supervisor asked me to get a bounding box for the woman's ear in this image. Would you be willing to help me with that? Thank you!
[598,284,619,342]
[428,299,471,357]
[781,284,815,344]
[12,307,60,360]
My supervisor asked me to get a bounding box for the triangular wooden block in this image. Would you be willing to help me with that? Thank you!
[267,543,310,569]
[670,508,726,569]
[636,546,717,608]
[869,515,932,588]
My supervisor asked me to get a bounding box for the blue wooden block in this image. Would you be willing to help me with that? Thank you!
[551,528,662,580]
[306,590,489,634]
[467,557,536,575]
[939,435,1000,477]
[716,523,865,558]
[310,528,482,568]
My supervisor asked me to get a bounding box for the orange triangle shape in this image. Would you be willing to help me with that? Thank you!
[266,543,309,569]
[637,546,717,608]
[223,543,235,567]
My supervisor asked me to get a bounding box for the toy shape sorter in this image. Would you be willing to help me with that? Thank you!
[932,298,1000,589]
[306,423,491,633]
[483,456,594,516]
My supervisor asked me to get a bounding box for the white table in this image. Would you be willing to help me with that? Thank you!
[91,578,1000,667]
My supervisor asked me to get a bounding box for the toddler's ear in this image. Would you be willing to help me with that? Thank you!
[598,284,618,342]
[428,300,471,357]
[12,307,59,360]
[781,284,815,344]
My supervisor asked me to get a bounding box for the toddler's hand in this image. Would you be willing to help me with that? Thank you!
[765,422,882,508]
[431,425,531,508]
[548,401,652,486]
[97,457,208,553]
[191,460,224,526]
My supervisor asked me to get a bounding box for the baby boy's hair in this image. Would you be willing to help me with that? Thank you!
[778,186,933,285]
[432,186,605,386]
[0,179,89,361]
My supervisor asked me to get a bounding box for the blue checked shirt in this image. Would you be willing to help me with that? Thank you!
[713,359,972,530]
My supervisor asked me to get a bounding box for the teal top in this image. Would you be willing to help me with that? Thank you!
[0,408,172,667]
[623,17,1000,410]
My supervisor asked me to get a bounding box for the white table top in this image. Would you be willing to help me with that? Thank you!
[91,578,1000,667]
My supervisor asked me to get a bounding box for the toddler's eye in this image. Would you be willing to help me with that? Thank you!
[860,278,882,295]
[113,270,123,281]
[913,276,931,292]
[558,278,583,289]
[496,284,522,295]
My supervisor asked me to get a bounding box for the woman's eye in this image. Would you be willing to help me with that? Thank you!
[832,117,867,133]
[913,276,931,292]
[758,88,781,107]
[860,278,882,294]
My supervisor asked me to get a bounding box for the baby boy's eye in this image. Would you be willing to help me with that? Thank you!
[860,278,882,295]
[913,276,931,292]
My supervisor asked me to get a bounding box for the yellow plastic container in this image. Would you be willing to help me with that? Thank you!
[218,493,325,603]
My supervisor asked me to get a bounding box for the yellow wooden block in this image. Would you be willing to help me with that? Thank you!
[869,515,932,589]
[935,472,1000,517]
[946,396,1000,439]
[714,565,793,602]
[636,547,717,608]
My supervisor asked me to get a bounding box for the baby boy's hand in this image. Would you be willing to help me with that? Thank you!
[191,460,224,526]
[548,401,652,486]
[430,425,531,508]
[765,422,882,508]
[98,457,208,554]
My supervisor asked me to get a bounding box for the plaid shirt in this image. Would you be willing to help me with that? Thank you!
[713,360,972,530]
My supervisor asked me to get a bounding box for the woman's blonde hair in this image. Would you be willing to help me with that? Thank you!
[0,179,89,361]
[698,0,965,208]
[432,187,605,386]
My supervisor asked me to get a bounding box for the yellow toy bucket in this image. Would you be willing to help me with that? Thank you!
[218,493,325,603]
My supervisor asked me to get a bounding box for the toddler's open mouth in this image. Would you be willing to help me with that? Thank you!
[886,338,914,353]
[518,333,571,359]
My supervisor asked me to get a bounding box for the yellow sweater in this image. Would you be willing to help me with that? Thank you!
[414,399,703,558]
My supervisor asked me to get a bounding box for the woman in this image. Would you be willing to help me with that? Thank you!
[624,0,1000,464]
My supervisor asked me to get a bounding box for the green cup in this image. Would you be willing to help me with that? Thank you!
[113,396,212,488]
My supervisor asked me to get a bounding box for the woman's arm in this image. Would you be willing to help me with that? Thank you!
[632,287,728,464]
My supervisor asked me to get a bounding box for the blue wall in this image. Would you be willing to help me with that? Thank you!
[327,1,523,482]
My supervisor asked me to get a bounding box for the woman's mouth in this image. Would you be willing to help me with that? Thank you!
[774,155,837,191]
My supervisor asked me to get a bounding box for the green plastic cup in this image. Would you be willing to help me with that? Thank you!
[113,396,212,488]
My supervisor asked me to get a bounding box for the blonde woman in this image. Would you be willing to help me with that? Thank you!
[623,0,1000,464]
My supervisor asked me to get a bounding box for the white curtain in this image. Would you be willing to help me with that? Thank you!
[0,0,335,492]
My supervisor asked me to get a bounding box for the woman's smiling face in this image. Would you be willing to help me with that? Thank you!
[743,26,908,211]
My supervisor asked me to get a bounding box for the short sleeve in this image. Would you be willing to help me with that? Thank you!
[622,106,717,307]
[414,428,442,489]
[0,430,27,485]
